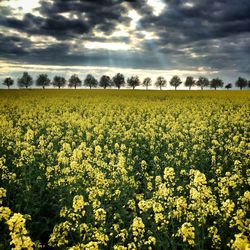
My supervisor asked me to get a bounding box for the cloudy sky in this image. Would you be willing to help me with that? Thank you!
[0,0,250,87]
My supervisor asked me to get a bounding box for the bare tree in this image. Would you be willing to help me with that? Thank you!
[142,77,152,90]
[155,76,166,90]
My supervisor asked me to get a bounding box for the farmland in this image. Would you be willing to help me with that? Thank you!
[0,90,249,249]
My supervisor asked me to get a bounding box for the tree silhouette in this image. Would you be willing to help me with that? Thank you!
[99,75,112,89]
[2,77,14,89]
[196,76,209,90]
[235,77,247,90]
[36,74,51,89]
[184,76,195,90]
[225,83,232,90]
[142,77,152,90]
[155,76,166,90]
[127,75,140,90]
[18,72,33,88]
[68,74,82,89]
[170,75,182,90]
[113,73,125,90]
[84,74,98,89]
[210,78,224,90]
[53,76,66,89]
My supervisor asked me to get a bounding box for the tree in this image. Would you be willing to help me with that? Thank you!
[18,72,33,88]
[235,77,247,90]
[113,73,125,90]
[68,74,82,89]
[225,83,232,90]
[99,75,112,89]
[155,76,166,90]
[248,80,250,88]
[53,76,66,89]
[84,74,98,89]
[2,77,14,89]
[196,76,209,90]
[210,78,224,90]
[36,74,51,89]
[184,76,195,90]
[142,77,151,90]
[127,75,140,90]
[169,75,182,90]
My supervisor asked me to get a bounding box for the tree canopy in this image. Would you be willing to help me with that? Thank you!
[196,76,209,90]
[53,76,66,89]
[225,83,232,89]
[84,74,98,89]
[235,77,248,90]
[36,74,51,89]
[112,73,125,89]
[99,75,112,89]
[169,75,182,90]
[18,72,33,88]
[2,77,14,89]
[68,74,82,89]
[127,75,140,90]
[210,78,224,90]
[184,76,195,90]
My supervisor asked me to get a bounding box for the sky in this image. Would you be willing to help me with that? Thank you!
[0,0,250,88]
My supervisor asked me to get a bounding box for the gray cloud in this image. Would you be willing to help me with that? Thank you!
[0,0,249,80]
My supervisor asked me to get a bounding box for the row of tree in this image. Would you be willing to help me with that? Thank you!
[2,72,250,90]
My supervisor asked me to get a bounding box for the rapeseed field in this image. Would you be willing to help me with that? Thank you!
[0,90,249,249]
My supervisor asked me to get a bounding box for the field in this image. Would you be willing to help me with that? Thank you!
[0,90,249,249]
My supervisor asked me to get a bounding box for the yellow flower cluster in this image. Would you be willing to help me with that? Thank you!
[0,188,34,250]
[0,89,249,249]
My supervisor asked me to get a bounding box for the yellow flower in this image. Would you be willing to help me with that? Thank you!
[178,222,195,247]
[231,234,250,250]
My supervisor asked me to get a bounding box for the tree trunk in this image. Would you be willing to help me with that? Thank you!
[160,85,162,90]
[26,85,28,89]
[215,87,216,90]
[201,87,203,90]
[90,86,92,89]
[189,86,191,90]
[43,86,45,89]
[240,86,242,90]
[146,86,148,90]
[75,85,76,89]
[8,86,9,89]
[133,86,135,90]
[175,86,177,90]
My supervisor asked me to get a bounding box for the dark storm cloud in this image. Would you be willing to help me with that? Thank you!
[0,0,249,78]
[136,0,250,73]
[0,0,140,39]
